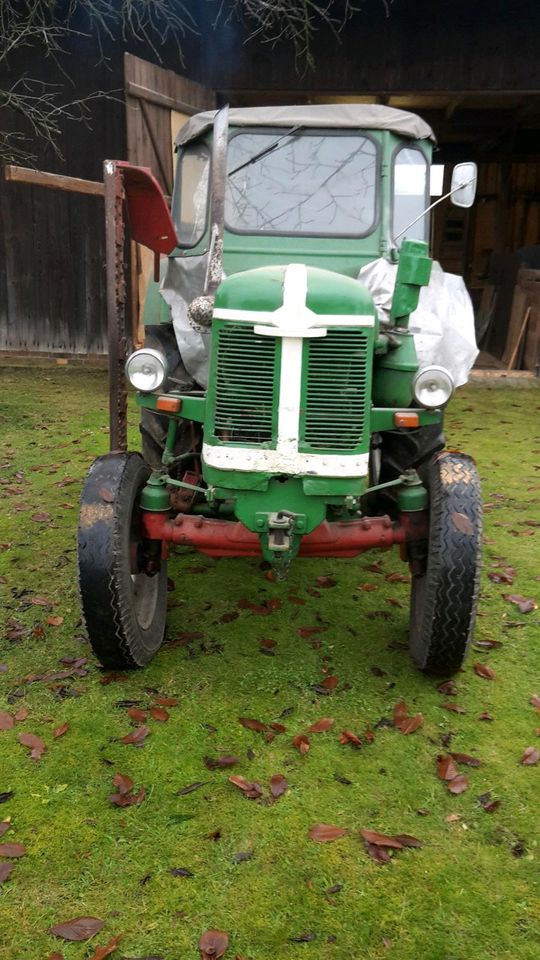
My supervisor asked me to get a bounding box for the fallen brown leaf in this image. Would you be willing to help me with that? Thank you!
[111,773,133,795]
[238,717,267,732]
[127,708,147,723]
[437,755,459,781]
[503,594,538,614]
[0,862,14,883]
[150,706,169,722]
[398,714,424,735]
[365,842,392,864]
[451,512,474,535]
[521,746,540,765]
[447,774,469,795]
[393,700,408,726]
[442,702,467,714]
[120,725,150,745]
[88,934,123,960]
[18,732,46,760]
[292,734,310,755]
[309,824,347,843]
[316,575,336,588]
[50,917,104,942]
[360,829,403,849]
[436,680,458,696]
[339,729,362,746]
[199,930,229,959]
[269,774,288,798]
[450,752,482,767]
[228,776,263,799]
[0,712,14,731]
[0,842,26,858]
[306,717,334,733]
[53,723,69,738]
[204,755,239,771]
[474,663,496,680]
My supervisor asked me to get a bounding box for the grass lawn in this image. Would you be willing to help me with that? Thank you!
[0,367,539,960]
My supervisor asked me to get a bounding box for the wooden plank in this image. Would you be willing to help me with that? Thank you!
[502,285,527,364]
[507,306,531,370]
[125,81,199,115]
[4,165,104,196]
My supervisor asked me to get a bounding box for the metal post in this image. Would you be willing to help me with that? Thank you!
[103,159,128,452]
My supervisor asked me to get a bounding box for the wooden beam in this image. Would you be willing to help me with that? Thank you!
[3,165,104,196]
[125,81,199,116]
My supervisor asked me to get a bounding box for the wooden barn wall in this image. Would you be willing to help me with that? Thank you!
[201,0,540,96]
[1,0,540,355]
[0,40,126,356]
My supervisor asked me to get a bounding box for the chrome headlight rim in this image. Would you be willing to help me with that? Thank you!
[412,365,455,410]
[125,348,168,393]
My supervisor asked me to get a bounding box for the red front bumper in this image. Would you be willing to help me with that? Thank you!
[140,511,428,559]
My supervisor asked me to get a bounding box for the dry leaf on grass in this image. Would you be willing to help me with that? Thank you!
[199,929,229,959]
[309,824,347,843]
[307,717,334,733]
[269,774,288,799]
[474,663,496,680]
[50,917,104,942]
[89,934,123,960]
[521,746,540,765]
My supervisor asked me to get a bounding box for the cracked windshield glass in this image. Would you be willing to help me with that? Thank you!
[226,131,377,235]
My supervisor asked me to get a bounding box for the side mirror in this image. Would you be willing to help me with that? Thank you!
[450,162,477,208]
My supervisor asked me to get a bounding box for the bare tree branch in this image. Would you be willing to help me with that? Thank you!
[0,0,197,165]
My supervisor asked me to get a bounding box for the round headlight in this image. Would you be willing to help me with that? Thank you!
[125,348,168,392]
[413,365,454,409]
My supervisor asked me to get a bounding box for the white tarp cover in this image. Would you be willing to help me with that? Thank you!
[176,104,435,148]
[160,256,212,387]
[358,258,478,386]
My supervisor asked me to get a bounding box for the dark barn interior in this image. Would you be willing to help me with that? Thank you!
[1,0,539,372]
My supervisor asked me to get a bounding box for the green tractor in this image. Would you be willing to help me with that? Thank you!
[78,104,482,675]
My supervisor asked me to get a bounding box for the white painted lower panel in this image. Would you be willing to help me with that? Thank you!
[202,443,370,478]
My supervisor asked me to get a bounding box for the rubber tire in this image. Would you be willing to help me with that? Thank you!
[409,452,482,675]
[78,452,167,669]
[139,324,197,472]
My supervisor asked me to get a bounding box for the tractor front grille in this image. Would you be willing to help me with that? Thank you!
[300,329,370,451]
[213,323,277,444]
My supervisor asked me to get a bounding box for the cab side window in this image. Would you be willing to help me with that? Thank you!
[393,147,429,245]
[172,142,210,247]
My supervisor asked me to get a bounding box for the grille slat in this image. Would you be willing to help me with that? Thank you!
[214,324,276,444]
[302,330,369,451]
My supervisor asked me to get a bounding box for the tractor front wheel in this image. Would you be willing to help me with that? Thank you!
[78,452,167,669]
[409,452,482,675]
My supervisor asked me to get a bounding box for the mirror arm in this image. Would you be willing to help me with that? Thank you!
[394,177,475,243]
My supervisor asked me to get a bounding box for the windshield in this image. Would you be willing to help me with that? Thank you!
[225,130,378,237]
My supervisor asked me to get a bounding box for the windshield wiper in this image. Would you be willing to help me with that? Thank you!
[228,125,303,177]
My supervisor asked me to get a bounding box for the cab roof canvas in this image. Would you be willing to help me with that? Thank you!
[175,104,436,148]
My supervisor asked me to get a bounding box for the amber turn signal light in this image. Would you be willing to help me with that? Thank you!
[394,411,419,428]
[156,396,182,413]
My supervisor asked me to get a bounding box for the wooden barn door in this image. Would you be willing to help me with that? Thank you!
[124,53,215,344]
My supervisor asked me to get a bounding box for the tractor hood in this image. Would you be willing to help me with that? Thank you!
[213,264,378,338]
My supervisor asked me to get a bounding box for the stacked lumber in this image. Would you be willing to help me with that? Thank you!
[502,268,540,373]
